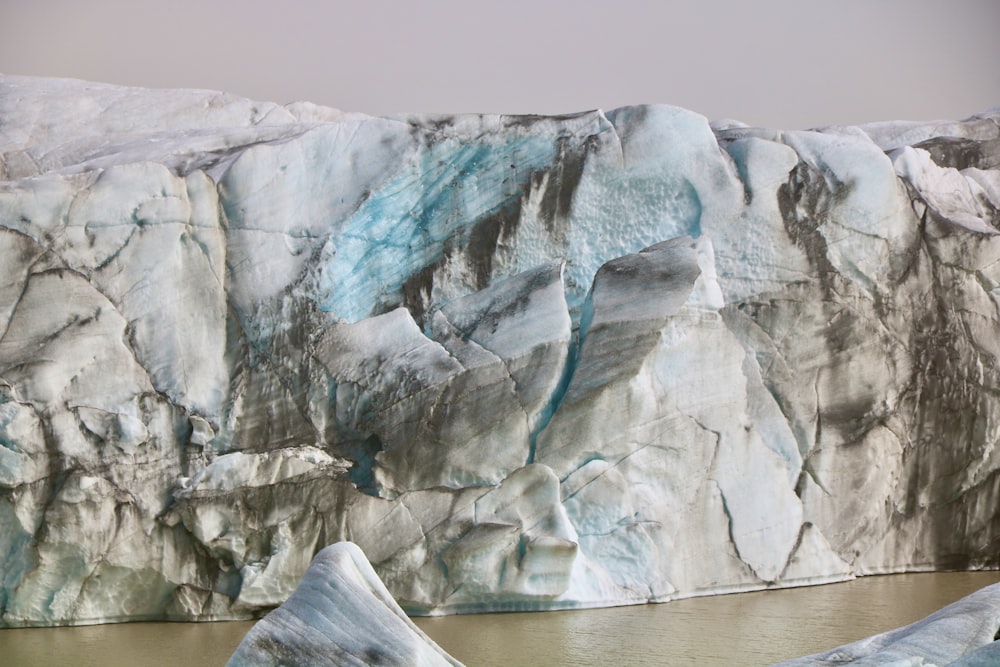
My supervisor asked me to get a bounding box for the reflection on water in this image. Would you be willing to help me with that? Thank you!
[1,572,997,666]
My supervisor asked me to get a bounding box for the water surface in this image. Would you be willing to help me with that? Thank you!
[417,572,1000,665]
[1,571,997,666]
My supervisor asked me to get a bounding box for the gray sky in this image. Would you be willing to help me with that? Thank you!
[2,0,998,128]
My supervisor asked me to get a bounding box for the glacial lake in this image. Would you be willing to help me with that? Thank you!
[2,571,998,666]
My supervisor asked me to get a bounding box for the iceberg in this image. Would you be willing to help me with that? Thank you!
[226,542,462,667]
[1,75,1000,625]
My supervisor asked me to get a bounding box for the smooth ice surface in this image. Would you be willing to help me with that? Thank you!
[1,76,1000,626]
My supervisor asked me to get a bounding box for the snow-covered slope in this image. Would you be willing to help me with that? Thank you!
[1,75,999,626]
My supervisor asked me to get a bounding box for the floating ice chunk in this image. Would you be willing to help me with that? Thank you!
[227,542,462,667]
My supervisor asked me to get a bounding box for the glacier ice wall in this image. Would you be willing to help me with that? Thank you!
[1,75,1000,625]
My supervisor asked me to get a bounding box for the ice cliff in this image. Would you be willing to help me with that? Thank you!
[1,75,999,626]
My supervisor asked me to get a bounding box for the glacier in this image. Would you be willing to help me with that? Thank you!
[1,75,1000,626]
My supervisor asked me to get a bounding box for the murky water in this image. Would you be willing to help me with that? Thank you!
[1,572,997,666]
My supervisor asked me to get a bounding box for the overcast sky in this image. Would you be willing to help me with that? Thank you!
[2,0,998,129]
